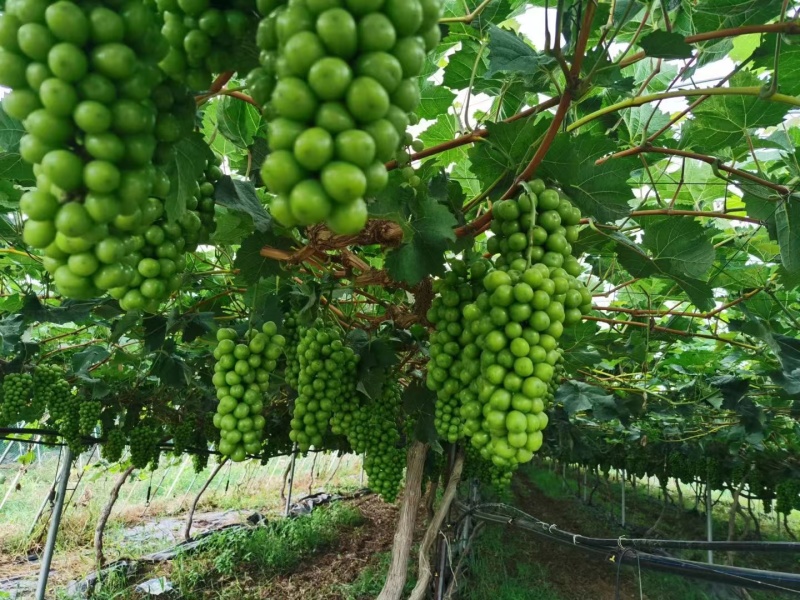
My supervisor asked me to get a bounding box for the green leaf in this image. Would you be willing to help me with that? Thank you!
[216,96,261,148]
[0,152,34,184]
[443,40,487,91]
[484,25,555,81]
[211,206,255,245]
[538,133,637,223]
[72,346,110,373]
[641,218,716,280]
[417,81,457,121]
[164,132,214,223]
[638,31,694,59]
[0,105,26,153]
[681,73,789,153]
[214,176,271,233]
[385,195,458,286]
[419,114,461,167]
[692,0,783,34]
[143,315,167,351]
[0,314,25,354]
[233,231,287,285]
[468,116,551,190]
[556,381,618,418]
[775,198,800,274]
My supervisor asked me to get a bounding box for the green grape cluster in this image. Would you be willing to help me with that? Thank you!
[328,356,360,436]
[101,425,127,463]
[212,322,285,462]
[0,372,35,425]
[129,419,162,469]
[157,0,259,92]
[426,257,487,443]
[78,399,101,436]
[189,157,222,247]
[0,0,205,308]
[282,311,303,389]
[459,181,591,470]
[464,445,514,491]
[289,322,358,452]
[348,379,404,501]
[775,479,800,515]
[258,0,443,234]
[33,363,71,421]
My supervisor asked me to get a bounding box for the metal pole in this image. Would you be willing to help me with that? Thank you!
[284,445,298,518]
[706,477,714,564]
[35,446,72,600]
[621,469,626,527]
[178,471,200,508]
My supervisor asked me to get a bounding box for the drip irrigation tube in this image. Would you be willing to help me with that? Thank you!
[459,503,800,595]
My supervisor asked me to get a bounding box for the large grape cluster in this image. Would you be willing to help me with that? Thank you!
[0,372,35,425]
[33,364,88,452]
[34,364,71,420]
[348,379,405,501]
[775,479,800,515]
[289,322,358,452]
[426,257,487,443]
[257,0,443,235]
[212,322,285,462]
[0,0,210,309]
[157,0,259,92]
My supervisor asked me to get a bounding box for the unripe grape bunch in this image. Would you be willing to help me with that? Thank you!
[0,0,211,309]
[212,322,285,462]
[157,0,260,92]
[288,322,359,452]
[257,0,443,235]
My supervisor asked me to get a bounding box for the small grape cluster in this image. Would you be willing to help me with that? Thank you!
[775,479,800,515]
[78,399,101,436]
[101,425,127,463]
[328,357,360,437]
[348,379,405,501]
[463,445,513,491]
[129,419,162,469]
[33,364,71,420]
[0,372,35,425]
[157,0,259,92]
[258,0,443,234]
[289,322,358,452]
[212,322,285,462]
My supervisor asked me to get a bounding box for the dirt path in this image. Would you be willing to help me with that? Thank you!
[508,472,649,600]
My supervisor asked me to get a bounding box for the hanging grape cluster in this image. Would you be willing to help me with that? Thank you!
[425,180,591,475]
[33,363,92,453]
[157,0,259,92]
[426,257,488,443]
[128,418,163,469]
[0,372,36,425]
[212,322,285,462]
[289,322,358,452]
[0,0,213,308]
[348,379,405,501]
[256,0,442,234]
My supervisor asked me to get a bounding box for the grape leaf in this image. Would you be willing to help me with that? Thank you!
[775,198,800,274]
[233,231,289,285]
[214,176,271,233]
[557,380,618,418]
[164,133,214,223]
[217,96,261,149]
[641,218,716,279]
[385,195,458,286]
[638,31,694,59]
[0,105,26,153]
[418,81,457,121]
[484,25,555,82]
[538,132,637,223]
[468,116,551,190]
[681,73,789,153]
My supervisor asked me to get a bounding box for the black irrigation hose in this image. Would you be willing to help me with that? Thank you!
[460,503,800,595]
[460,502,800,552]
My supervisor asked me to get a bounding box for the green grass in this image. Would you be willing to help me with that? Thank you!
[83,503,365,600]
[461,526,564,600]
